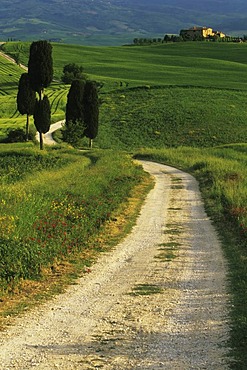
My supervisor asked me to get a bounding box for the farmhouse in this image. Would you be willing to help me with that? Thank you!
[180,26,226,40]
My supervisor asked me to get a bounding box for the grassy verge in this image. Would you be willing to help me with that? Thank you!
[0,155,153,328]
[0,146,152,303]
[135,146,247,369]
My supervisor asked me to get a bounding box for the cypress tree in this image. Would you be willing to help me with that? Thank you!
[28,40,53,99]
[34,96,51,150]
[64,79,99,148]
[83,80,99,148]
[66,79,85,123]
[28,40,53,149]
[64,79,86,146]
[16,73,36,141]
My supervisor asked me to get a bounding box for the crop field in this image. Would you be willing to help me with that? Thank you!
[45,83,68,121]
[0,57,21,95]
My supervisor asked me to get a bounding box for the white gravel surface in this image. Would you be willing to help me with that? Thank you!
[36,120,64,145]
[0,161,231,369]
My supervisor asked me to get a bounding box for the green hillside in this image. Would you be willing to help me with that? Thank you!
[4,41,247,89]
[3,41,247,148]
[1,42,247,147]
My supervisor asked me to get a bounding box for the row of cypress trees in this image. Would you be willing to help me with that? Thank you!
[64,79,99,148]
[16,40,99,149]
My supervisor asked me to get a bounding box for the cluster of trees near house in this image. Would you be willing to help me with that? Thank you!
[133,34,247,45]
[16,41,99,149]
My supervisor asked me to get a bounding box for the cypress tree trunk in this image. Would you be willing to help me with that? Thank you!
[39,132,43,150]
[25,114,30,141]
[34,96,51,150]
[83,81,99,145]
[39,89,44,101]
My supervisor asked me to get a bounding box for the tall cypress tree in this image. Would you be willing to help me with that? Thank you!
[28,40,53,149]
[34,96,51,150]
[28,40,53,100]
[83,80,99,148]
[65,79,85,124]
[64,79,86,146]
[16,73,36,141]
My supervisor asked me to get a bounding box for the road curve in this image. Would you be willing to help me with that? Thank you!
[36,120,64,145]
[0,161,231,369]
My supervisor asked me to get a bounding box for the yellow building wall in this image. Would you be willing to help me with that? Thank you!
[202,28,214,37]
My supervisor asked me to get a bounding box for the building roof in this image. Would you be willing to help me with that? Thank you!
[189,26,211,30]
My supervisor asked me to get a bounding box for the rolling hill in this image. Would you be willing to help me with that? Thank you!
[2,41,247,148]
[0,0,247,45]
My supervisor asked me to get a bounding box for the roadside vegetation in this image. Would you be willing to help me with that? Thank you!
[0,145,148,290]
[0,41,246,367]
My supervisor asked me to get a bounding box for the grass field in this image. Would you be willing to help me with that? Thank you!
[0,41,247,367]
[2,41,247,147]
[98,86,247,149]
[3,41,247,89]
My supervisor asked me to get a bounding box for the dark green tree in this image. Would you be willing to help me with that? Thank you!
[16,73,36,141]
[62,119,86,147]
[64,79,86,146]
[61,63,86,84]
[66,79,85,123]
[28,40,53,149]
[83,81,99,148]
[64,79,99,148]
[28,40,53,100]
[34,96,51,150]
[164,34,171,43]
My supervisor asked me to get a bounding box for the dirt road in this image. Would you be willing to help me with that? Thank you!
[0,50,28,71]
[36,120,64,145]
[0,161,231,369]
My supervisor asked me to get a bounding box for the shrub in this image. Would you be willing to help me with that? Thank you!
[6,128,26,142]
[5,125,37,143]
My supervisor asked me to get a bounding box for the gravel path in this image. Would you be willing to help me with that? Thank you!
[0,49,28,71]
[35,120,64,145]
[0,161,231,369]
